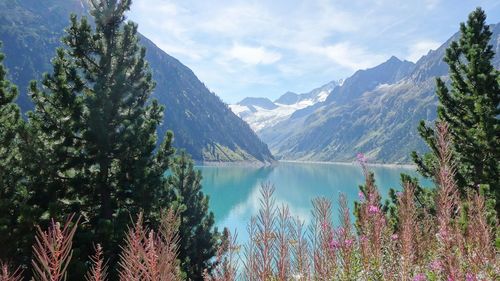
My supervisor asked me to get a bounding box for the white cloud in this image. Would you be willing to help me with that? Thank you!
[406,40,441,62]
[322,43,386,70]
[126,0,494,102]
[227,44,282,65]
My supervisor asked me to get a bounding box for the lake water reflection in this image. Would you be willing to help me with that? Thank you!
[198,161,433,244]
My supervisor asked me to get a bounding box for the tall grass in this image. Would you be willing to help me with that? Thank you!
[118,210,181,281]
[31,215,79,281]
[0,123,498,280]
[0,262,23,281]
[203,230,238,281]
[86,244,107,281]
[0,210,181,281]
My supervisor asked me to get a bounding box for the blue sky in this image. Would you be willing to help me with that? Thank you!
[127,0,500,104]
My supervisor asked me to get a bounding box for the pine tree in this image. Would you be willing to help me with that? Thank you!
[0,42,31,264]
[19,0,174,278]
[0,42,20,154]
[412,8,500,216]
[0,41,20,200]
[167,151,219,280]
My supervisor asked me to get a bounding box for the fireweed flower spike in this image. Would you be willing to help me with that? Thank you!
[368,205,380,214]
[358,191,365,201]
[413,273,427,281]
[356,153,368,165]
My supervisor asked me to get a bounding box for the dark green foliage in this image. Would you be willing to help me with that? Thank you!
[0,42,32,266]
[0,41,21,188]
[0,1,179,279]
[382,174,436,232]
[0,42,21,187]
[0,1,222,278]
[353,171,382,232]
[167,151,219,280]
[412,8,500,216]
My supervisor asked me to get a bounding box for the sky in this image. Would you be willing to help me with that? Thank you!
[127,0,500,104]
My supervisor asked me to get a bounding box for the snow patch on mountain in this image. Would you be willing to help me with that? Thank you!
[230,80,340,132]
[230,102,308,132]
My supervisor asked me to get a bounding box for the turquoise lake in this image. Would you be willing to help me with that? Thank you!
[197,161,433,244]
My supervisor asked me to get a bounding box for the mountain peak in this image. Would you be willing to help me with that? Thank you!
[274,92,299,105]
[387,55,402,62]
[322,54,416,105]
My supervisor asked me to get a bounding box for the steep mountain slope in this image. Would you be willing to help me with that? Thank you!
[230,80,339,132]
[260,24,500,163]
[0,0,273,163]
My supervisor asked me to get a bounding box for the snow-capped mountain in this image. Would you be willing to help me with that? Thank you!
[258,24,500,163]
[230,80,340,132]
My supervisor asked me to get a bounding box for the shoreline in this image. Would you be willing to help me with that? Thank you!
[196,159,416,169]
[195,160,277,167]
[279,160,416,169]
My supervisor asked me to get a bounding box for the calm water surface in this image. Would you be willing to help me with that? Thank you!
[197,161,433,244]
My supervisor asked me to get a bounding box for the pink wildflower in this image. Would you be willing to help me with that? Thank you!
[356,153,367,164]
[429,260,443,271]
[360,235,368,243]
[391,234,398,240]
[437,229,449,241]
[368,205,380,214]
[380,216,386,224]
[344,239,353,247]
[321,222,329,231]
[413,273,427,281]
[369,193,376,201]
[329,238,339,250]
[465,273,475,281]
[358,191,365,201]
[429,260,442,272]
[337,227,345,236]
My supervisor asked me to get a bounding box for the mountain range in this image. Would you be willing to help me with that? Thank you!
[230,80,339,132]
[232,24,500,163]
[3,1,498,165]
[0,0,274,163]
